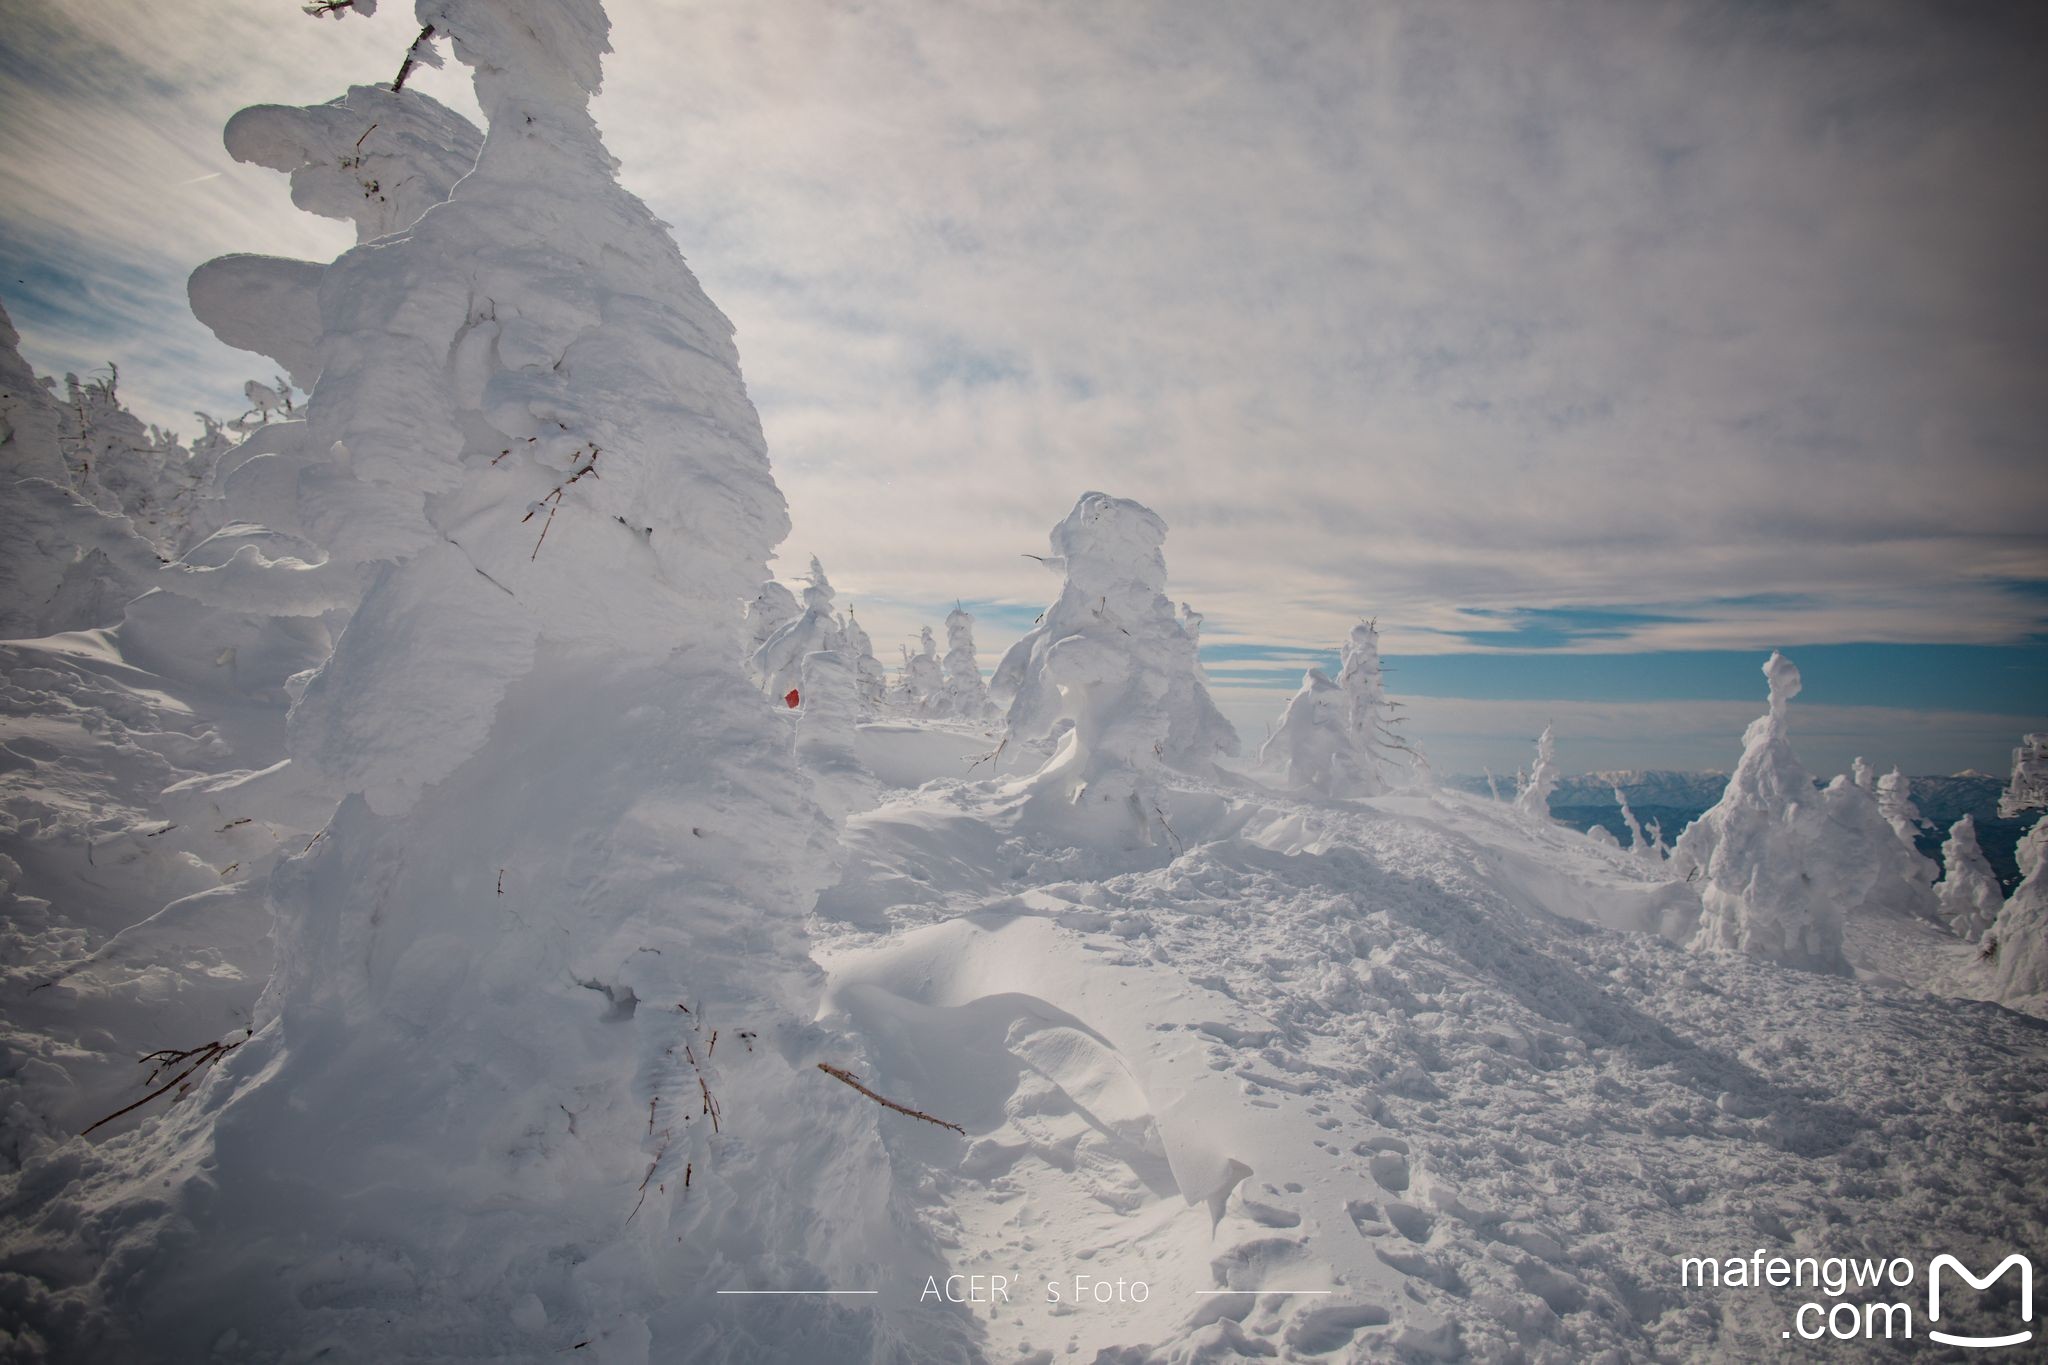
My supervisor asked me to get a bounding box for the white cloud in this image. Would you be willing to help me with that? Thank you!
[3,0,2044,706]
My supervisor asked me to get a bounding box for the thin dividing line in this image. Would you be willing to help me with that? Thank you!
[716,1290,878,1296]
[1194,1289,1333,1295]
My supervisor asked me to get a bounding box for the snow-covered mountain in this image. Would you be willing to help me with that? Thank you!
[1453,768,2006,824]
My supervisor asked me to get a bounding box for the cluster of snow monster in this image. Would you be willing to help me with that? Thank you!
[734,485,2046,1010]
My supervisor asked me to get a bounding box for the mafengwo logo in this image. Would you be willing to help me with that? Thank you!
[1680,1249,2034,1345]
[1928,1254,2033,1350]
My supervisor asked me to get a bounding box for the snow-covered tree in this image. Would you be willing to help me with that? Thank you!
[742,576,799,663]
[2001,733,2048,820]
[935,603,995,720]
[1670,652,1856,972]
[1516,724,1560,820]
[1258,618,1399,797]
[841,605,888,711]
[750,555,844,702]
[1614,786,1666,865]
[1258,666,1351,795]
[796,647,878,824]
[0,305,168,638]
[222,80,484,245]
[992,493,1237,788]
[1821,769,1940,921]
[52,368,213,553]
[894,624,944,710]
[1410,739,1437,792]
[1851,756,1875,790]
[1167,601,1239,770]
[53,5,941,1356]
[186,80,483,403]
[991,492,1232,839]
[1336,618,1400,794]
[1985,822,2048,1008]
[1936,814,2003,942]
[1875,766,1926,850]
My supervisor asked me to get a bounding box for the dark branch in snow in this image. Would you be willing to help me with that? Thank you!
[81,1030,254,1136]
[393,25,437,92]
[817,1062,965,1135]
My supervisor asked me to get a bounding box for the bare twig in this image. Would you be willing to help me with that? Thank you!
[82,1030,253,1136]
[816,1063,964,1135]
[392,24,436,91]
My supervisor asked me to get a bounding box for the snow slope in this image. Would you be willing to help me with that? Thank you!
[804,734,2048,1360]
[4,656,2044,1361]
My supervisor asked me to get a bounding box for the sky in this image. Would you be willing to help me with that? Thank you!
[2,0,2044,775]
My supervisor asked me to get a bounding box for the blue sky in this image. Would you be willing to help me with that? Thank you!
[2,0,2043,774]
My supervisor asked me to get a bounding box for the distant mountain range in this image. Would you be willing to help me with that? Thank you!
[1449,769,2029,888]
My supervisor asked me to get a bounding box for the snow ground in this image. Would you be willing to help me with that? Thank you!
[807,730,2047,1361]
[2,654,2043,1362]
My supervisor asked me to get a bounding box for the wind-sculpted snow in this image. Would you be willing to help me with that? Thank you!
[810,736,2048,1361]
